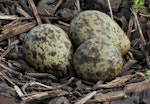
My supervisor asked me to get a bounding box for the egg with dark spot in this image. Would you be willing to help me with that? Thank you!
[23,24,73,77]
[73,38,123,82]
[69,10,130,55]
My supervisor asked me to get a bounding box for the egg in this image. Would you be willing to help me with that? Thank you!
[23,24,73,77]
[69,10,130,55]
[73,38,123,82]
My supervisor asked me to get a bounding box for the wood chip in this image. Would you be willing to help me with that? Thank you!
[0,22,36,42]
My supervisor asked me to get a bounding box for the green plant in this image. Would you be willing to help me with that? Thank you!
[145,70,150,80]
[132,0,149,14]
[133,0,144,9]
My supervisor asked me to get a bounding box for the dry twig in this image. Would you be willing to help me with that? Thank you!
[0,15,19,20]
[131,9,150,68]
[27,0,42,24]
[131,9,146,46]
[95,75,135,89]
[87,91,126,103]
[75,91,97,104]
[54,0,63,13]
[21,90,68,102]
[107,0,113,19]
[75,0,81,11]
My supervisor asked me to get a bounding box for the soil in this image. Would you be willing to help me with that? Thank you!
[0,0,150,104]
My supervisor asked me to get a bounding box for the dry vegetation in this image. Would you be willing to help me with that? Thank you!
[0,0,150,104]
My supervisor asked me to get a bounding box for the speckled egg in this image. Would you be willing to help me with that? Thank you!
[69,10,130,55]
[73,38,123,82]
[23,24,73,77]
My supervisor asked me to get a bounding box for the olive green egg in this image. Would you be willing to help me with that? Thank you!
[23,24,73,77]
[73,38,123,82]
[69,10,130,55]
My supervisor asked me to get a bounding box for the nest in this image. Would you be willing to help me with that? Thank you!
[0,0,150,104]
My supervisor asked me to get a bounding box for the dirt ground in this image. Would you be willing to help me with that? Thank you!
[0,0,150,104]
